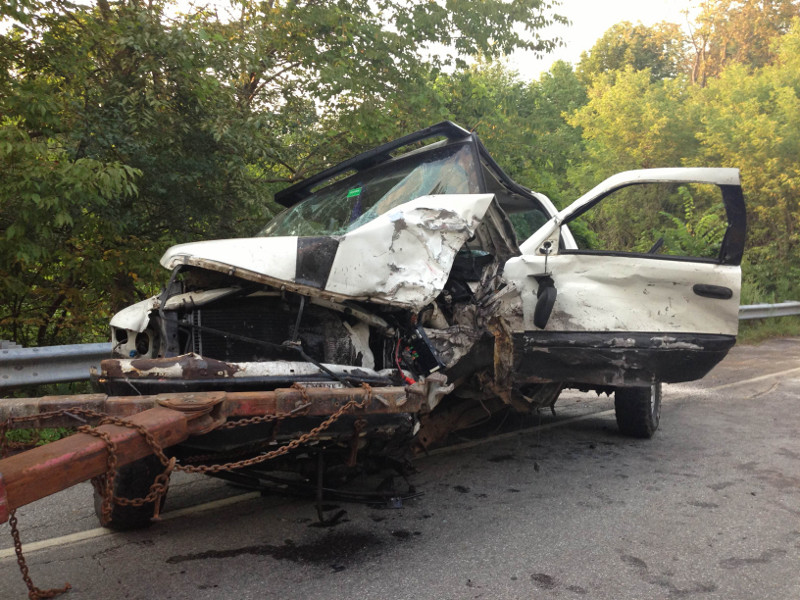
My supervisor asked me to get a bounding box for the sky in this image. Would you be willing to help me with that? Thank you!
[509,0,693,80]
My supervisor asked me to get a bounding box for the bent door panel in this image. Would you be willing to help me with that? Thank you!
[516,253,741,333]
[507,168,746,386]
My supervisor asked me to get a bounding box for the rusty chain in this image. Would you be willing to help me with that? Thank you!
[2,421,74,600]
[1,383,375,599]
[178,385,373,474]
[7,510,72,600]
[82,427,119,526]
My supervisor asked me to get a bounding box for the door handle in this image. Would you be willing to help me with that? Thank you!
[693,284,733,300]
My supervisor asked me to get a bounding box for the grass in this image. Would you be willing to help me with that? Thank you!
[737,315,800,345]
[3,427,74,449]
[2,381,89,448]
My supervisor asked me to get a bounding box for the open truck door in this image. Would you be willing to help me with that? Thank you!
[505,168,746,388]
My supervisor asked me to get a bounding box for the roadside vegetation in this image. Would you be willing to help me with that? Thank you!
[1,0,798,347]
[739,316,800,344]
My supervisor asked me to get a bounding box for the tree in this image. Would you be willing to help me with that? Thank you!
[0,0,567,345]
[694,19,800,299]
[525,60,588,206]
[688,0,799,86]
[577,21,689,84]
[564,68,700,251]
[567,68,696,179]
[0,117,141,345]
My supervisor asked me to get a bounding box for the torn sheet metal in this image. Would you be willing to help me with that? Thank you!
[325,195,494,307]
[110,296,160,332]
[110,288,241,333]
[423,326,483,367]
[160,194,494,311]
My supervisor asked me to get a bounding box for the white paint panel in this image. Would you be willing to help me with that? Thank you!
[160,236,298,282]
[325,194,495,310]
[563,168,740,221]
[504,253,741,335]
[109,297,159,332]
[112,358,384,379]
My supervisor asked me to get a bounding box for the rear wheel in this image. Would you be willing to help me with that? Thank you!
[614,383,661,438]
[93,455,168,530]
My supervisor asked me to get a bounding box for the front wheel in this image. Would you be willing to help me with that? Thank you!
[93,454,168,530]
[614,383,661,438]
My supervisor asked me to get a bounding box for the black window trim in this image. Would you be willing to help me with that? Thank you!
[274,121,472,207]
[560,181,746,266]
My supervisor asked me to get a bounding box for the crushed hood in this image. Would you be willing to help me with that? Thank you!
[160,193,495,311]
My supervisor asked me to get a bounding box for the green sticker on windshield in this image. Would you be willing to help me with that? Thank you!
[347,187,362,198]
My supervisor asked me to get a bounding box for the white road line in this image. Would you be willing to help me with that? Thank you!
[0,492,261,560]
[160,491,261,521]
[5,363,798,559]
[705,366,800,391]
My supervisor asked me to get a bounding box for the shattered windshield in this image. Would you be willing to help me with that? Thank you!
[260,144,480,237]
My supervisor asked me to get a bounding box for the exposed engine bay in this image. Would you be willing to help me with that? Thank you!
[102,197,552,459]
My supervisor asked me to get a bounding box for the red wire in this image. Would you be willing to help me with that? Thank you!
[395,337,416,385]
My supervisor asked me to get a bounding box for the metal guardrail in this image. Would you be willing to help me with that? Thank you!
[738,301,800,320]
[0,343,109,390]
[0,301,798,390]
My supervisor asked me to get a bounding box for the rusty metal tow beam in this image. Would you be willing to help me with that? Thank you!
[0,379,453,524]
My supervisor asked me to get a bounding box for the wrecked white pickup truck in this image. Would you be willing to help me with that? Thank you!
[63,121,741,527]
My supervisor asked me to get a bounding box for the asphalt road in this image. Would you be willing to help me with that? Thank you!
[2,337,800,599]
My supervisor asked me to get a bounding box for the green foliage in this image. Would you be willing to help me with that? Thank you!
[567,68,697,181]
[425,60,588,209]
[3,427,73,448]
[0,116,143,345]
[0,0,565,347]
[563,182,725,256]
[655,187,726,258]
[738,316,800,345]
[577,21,689,84]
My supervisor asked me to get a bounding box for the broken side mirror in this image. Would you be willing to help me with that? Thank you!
[526,231,559,329]
[533,276,557,329]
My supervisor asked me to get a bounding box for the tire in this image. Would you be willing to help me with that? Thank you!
[614,383,661,438]
[93,454,168,530]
